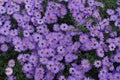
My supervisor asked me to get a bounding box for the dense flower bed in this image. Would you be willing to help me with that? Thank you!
[0,0,120,80]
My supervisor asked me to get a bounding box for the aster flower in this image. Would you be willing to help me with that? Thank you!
[35,67,44,75]
[116,66,120,72]
[0,27,10,35]
[22,63,33,73]
[7,7,14,15]
[69,67,76,74]
[106,9,115,15]
[60,23,68,31]
[13,4,20,12]
[79,34,89,43]
[114,37,120,46]
[108,63,114,71]
[26,71,34,79]
[34,73,44,80]
[0,5,6,14]
[108,43,116,51]
[59,75,66,80]
[32,33,43,42]
[53,24,60,31]
[114,53,120,63]
[8,75,16,80]
[17,54,26,64]
[98,68,108,79]
[95,1,104,8]
[57,46,65,54]
[5,67,13,76]
[8,59,15,67]
[45,71,55,80]
[23,30,30,37]
[65,53,75,63]
[14,44,23,52]
[38,39,48,49]
[88,0,95,6]
[81,59,91,70]
[102,56,110,66]
[46,61,54,70]
[94,60,102,68]
[115,19,120,27]
[67,76,76,80]
[29,55,37,64]
[110,15,118,21]
[74,71,84,80]
[116,0,120,5]
[51,65,59,73]
[10,29,19,36]
[96,48,104,58]
[39,57,48,64]
[0,44,8,52]
[0,35,6,43]
[114,73,120,80]
[56,55,63,61]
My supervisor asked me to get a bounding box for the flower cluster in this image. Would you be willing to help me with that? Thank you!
[5,59,16,80]
[0,0,119,80]
[68,0,104,26]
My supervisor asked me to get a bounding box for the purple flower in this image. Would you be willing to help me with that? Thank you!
[29,55,37,64]
[108,43,116,51]
[57,46,65,54]
[32,33,43,42]
[102,56,110,66]
[95,1,104,8]
[53,24,60,31]
[26,71,34,79]
[17,54,26,64]
[96,48,104,57]
[35,67,44,74]
[69,67,76,74]
[39,57,48,64]
[114,73,120,80]
[23,30,30,37]
[65,54,73,63]
[88,0,95,6]
[94,60,102,68]
[0,6,6,14]
[7,7,14,15]
[116,0,120,5]
[106,9,115,15]
[60,23,68,31]
[79,34,89,43]
[110,15,118,21]
[8,76,16,80]
[59,76,66,80]
[115,37,120,46]
[51,65,59,73]
[46,61,54,70]
[34,73,44,80]
[22,63,33,73]
[114,53,120,63]
[115,19,120,27]
[0,35,6,43]
[116,66,120,72]
[5,67,13,76]
[45,71,55,80]
[0,44,8,52]
[38,39,48,49]
[8,59,15,67]
[81,59,91,70]
[74,71,84,79]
